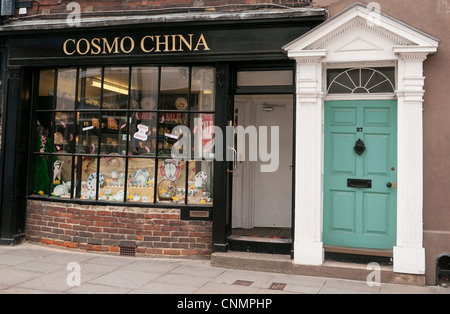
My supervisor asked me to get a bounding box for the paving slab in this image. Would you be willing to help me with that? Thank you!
[78,262,120,275]
[16,270,74,293]
[89,269,161,289]
[0,254,34,266]
[122,259,185,273]
[0,268,42,286]
[37,252,96,265]
[211,268,276,289]
[13,260,66,273]
[153,273,214,288]
[66,283,132,294]
[129,281,199,294]
[380,283,439,294]
[82,255,135,267]
[168,262,228,278]
[0,286,55,294]
[319,278,381,294]
[193,282,287,294]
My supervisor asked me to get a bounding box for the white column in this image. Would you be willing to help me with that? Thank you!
[393,51,430,274]
[292,53,325,265]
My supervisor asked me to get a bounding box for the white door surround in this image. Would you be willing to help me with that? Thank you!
[283,2,439,274]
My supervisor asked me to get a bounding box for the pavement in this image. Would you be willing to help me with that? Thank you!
[0,242,448,295]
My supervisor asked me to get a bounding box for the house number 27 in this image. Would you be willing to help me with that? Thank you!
[356,127,364,132]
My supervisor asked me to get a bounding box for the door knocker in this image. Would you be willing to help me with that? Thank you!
[354,138,366,155]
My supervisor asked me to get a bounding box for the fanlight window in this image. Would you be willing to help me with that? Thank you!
[327,67,395,94]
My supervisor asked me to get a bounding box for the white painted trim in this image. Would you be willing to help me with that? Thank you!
[325,93,396,101]
[286,3,439,274]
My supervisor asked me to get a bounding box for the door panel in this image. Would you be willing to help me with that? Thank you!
[324,100,397,249]
[330,133,357,175]
[330,190,356,233]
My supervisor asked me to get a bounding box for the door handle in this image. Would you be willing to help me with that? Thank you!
[227,147,237,173]
[386,182,397,188]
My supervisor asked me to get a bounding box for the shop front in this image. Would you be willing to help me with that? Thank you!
[0,9,326,256]
[0,2,441,283]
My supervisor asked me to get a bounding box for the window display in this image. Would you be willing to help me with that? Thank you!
[32,65,215,206]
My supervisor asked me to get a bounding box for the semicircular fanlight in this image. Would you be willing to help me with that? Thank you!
[327,68,395,94]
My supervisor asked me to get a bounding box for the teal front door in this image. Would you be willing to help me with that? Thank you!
[323,100,397,249]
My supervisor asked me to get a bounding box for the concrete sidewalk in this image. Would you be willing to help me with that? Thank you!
[0,243,447,294]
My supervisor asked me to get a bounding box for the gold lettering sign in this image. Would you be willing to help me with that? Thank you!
[189,211,210,218]
[63,34,210,56]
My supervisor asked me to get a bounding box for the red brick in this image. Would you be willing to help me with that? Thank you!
[64,241,78,248]
[96,210,111,216]
[163,249,181,255]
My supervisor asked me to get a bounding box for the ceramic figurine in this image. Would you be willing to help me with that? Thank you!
[53,160,63,183]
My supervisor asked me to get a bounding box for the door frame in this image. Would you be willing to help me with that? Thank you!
[283,3,439,274]
[231,95,294,230]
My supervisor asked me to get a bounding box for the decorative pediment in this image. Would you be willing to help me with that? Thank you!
[284,2,439,62]
[335,37,384,53]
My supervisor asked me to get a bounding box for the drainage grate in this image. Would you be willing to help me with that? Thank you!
[119,245,136,257]
[269,282,287,291]
[233,280,253,286]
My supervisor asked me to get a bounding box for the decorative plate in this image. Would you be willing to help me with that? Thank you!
[114,190,127,201]
[160,159,181,181]
[175,97,188,110]
[193,171,208,189]
[133,169,151,184]
[53,184,68,196]
[87,172,105,190]
[141,97,156,110]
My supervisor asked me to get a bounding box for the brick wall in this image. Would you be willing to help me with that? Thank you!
[26,200,212,257]
[12,0,312,18]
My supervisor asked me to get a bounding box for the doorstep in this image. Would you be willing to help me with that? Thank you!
[210,251,426,285]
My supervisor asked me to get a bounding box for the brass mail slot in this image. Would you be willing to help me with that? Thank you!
[347,179,372,188]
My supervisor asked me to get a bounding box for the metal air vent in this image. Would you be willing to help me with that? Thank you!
[119,245,136,257]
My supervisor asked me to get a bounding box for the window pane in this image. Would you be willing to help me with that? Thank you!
[73,157,101,200]
[191,67,215,111]
[100,111,128,155]
[78,67,102,109]
[54,112,75,153]
[190,113,215,160]
[157,159,186,204]
[56,68,77,110]
[129,111,157,156]
[33,154,53,195]
[76,112,100,154]
[158,112,188,157]
[126,158,156,203]
[37,69,55,110]
[188,161,213,205]
[131,66,158,110]
[237,70,293,87]
[103,67,130,109]
[52,155,72,198]
[98,157,126,202]
[160,67,189,110]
